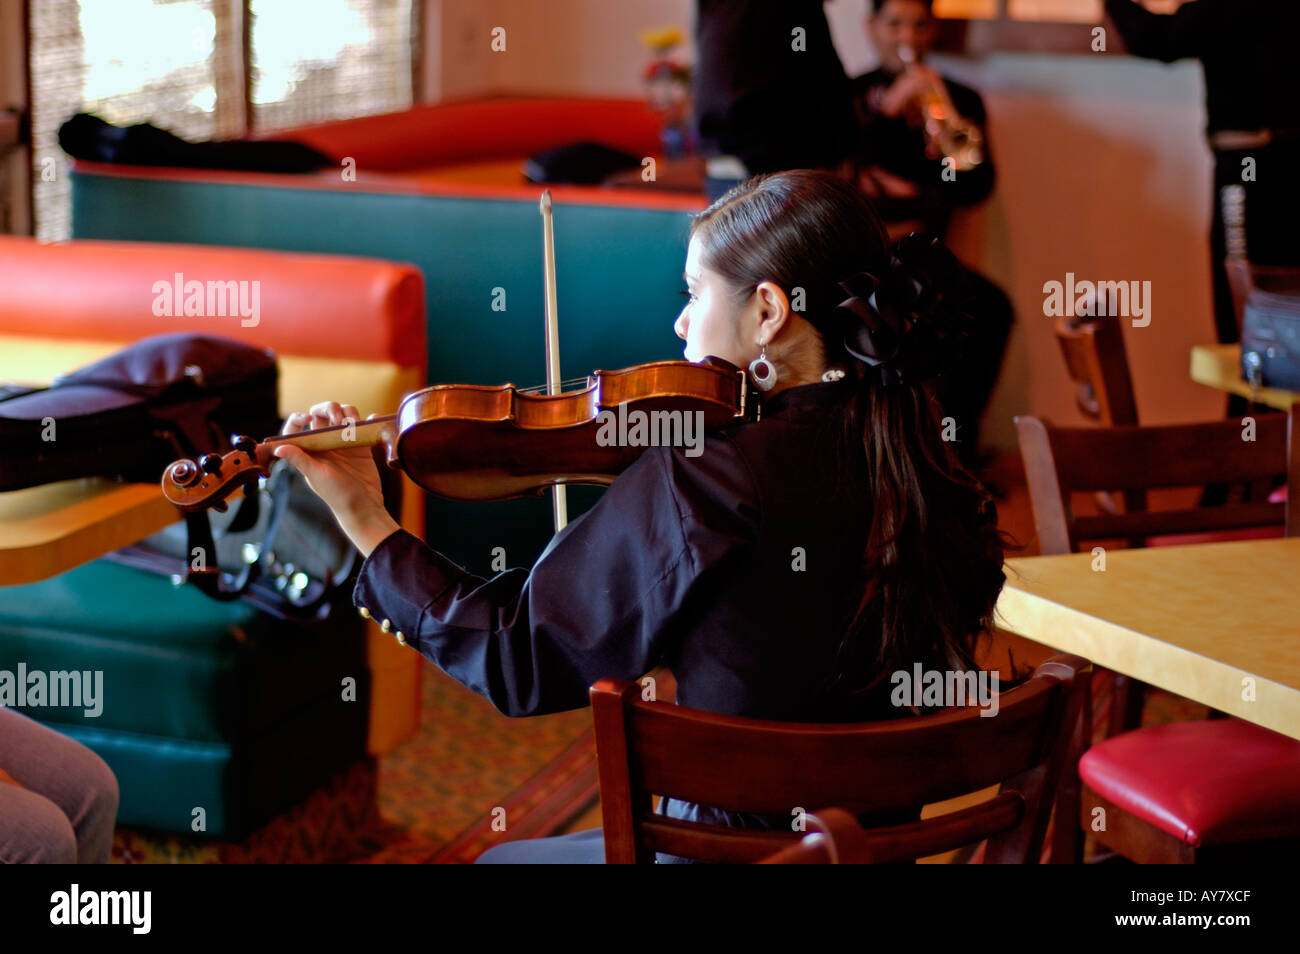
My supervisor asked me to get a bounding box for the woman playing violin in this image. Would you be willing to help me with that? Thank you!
[274,169,1006,863]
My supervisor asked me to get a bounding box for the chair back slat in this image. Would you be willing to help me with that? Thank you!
[1053,315,1138,427]
[643,818,803,864]
[1045,416,1287,490]
[1072,502,1284,542]
[623,686,1053,814]
[758,795,1026,864]
[591,654,1090,864]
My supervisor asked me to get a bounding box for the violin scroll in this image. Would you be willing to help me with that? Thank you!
[162,434,268,512]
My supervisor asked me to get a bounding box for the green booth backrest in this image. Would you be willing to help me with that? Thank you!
[72,171,703,573]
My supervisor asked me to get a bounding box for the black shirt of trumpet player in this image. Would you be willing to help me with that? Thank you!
[849,0,995,239]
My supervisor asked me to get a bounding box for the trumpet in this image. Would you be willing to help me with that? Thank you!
[898,44,984,173]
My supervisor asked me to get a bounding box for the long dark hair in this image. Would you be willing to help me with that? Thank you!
[689,169,1006,696]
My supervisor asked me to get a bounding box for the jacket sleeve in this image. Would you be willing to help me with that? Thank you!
[352,438,759,717]
[1104,0,1210,63]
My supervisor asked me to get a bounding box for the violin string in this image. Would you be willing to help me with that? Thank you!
[516,376,592,395]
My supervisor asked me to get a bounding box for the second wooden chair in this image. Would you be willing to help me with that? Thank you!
[1013,406,1300,863]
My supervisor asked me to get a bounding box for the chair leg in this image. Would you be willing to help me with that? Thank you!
[1106,673,1146,736]
[1080,785,1196,864]
[1050,674,1090,864]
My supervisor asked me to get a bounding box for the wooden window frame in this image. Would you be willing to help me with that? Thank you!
[932,1,1134,55]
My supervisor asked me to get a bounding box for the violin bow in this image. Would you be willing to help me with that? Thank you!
[540,190,569,532]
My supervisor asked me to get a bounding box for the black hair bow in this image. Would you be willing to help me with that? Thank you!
[830,234,973,387]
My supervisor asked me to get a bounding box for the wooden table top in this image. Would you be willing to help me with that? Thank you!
[0,479,177,586]
[1190,344,1300,411]
[997,537,1300,741]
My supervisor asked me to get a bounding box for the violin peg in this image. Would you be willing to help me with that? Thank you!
[168,459,200,488]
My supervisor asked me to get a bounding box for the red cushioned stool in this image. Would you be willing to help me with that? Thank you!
[1080,719,1300,863]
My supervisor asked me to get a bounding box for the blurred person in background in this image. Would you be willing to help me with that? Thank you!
[1106,0,1300,347]
[693,0,858,202]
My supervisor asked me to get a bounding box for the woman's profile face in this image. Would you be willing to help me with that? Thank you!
[675,234,752,366]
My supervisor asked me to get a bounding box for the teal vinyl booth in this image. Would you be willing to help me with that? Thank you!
[2,561,369,837]
[0,237,428,840]
[69,95,710,574]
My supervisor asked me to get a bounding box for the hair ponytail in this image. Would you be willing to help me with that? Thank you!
[690,170,1006,708]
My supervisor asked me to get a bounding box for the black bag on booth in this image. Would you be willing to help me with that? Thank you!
[0,333,375,619]
[0,332,279,492]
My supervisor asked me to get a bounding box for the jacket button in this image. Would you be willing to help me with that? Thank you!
[359,607,371,619]
[381,618,391,633]
[395,631,407,646]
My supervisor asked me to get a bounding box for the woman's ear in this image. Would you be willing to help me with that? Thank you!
[753,280,792,345]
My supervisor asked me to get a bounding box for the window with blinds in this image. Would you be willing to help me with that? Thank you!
[28,0,415,241]
[249,0,414,130]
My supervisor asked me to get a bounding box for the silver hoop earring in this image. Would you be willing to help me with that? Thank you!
[748,345,777,392]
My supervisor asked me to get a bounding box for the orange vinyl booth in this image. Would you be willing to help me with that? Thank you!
[0,236,425,838]
[251,95,669,177]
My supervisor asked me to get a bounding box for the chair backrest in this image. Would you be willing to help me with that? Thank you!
[1014,407,1300,554]
[590,654,1091,864]
[1053,315,1138,428]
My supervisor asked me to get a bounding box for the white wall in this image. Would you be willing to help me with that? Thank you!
[424,0,510,101]
[424,0,696,100]
[938,53,1219,439]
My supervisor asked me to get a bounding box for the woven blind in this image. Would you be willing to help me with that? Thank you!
[28,0,415,240]
[29,0,228,241]
[249,0,414,131]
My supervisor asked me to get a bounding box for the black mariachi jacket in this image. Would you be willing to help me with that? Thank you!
[353,381,911,843]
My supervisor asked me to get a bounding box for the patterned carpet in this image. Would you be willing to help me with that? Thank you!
[111,663,598,863]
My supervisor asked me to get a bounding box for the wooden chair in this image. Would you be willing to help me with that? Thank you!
[590,654,1091,864]
[1014,407,1300,863]
[1014,410,1298,554]
[1052,313,1144,522]
[1051,314,1155,732]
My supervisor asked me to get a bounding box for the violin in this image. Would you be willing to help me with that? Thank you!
[162,191,753,515]
[161,358,750,512]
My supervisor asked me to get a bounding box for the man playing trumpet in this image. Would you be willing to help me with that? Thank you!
[850,0,993,237]
[850,0,1009,476]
